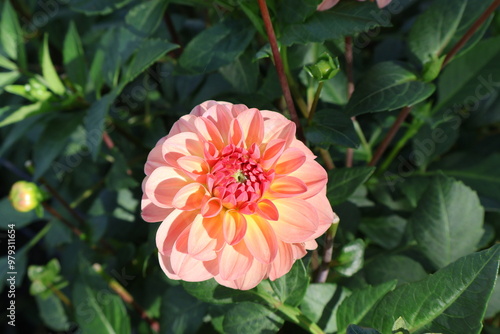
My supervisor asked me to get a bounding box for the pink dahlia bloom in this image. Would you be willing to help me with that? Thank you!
[142,101,338,290]
[317,0,392,11]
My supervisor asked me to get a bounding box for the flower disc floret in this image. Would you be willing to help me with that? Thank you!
[142,100,338,290]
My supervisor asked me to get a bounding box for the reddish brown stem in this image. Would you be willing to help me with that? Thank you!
[42,203,83,238]
[102,131,115,150]
[369,106,412,166]
[443,0,500,67]
[40,178,86,227]
[257,0,303,141]
[345,36,356,167]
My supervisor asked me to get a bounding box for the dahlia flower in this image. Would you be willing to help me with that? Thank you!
[142,101,338,290]
[317,0,392,11]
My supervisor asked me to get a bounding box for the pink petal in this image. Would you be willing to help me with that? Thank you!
[161,250,218,282]
[275,148,306,175]
[156,209,198,255]
[377,0,392,8]
[237,109,264,148]
[272,198,319,243]
[291,243,307,259]
[256,199,279,221]
[185,213,223,261]
[223,210,247,245]
[268,241,295,281]
[263,121,296,150]
[268,176,308,198]
[304,240,318,250]
[215,259,269,290]
[229,119,244,146]
[244,215,278,264]
[169,115,197,137]
[172,183,209,211]
[145,166,189,208]
[203,104,233,142]
[218,242,253,281]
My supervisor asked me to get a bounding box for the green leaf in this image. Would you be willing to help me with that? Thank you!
[320,72,349,106]
[485,276,500,318]
[182,279,252,305]
[121,39,178,87]
[179,18,255,74]
[363,255,428,287]
[160,286,207,334]
[84,92,117,160]
[435,36,500,114]
[63,22,87,90]
[0,101,51,128]
[41,34,66,96]
[327,167,375,206]
[346,62,435,116]
[269,260,309,307]
[359,215,407,250]
[440,153,500,204]
[335,239,365,277]
[220,54,259,94]
[347,324,382,334]
[35,294,71,331]
[222,302,284,334]
[0,71,19,89]
[361,245,500,334]
[410,175,484,268]
[69,0,134,15]
[106,150,139,190]
[408,0,467,64]
[306,109,359,149]
[337,281,397,334]
[0,54,17,70]
[73,264,131,334]
[300,283,350,333]
[281,2,391,46]
[0,0,26,68]
[277,0,319,24]
[125,0,168,36]
[33,113,83,180]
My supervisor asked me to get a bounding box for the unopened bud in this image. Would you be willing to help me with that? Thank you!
[305,53,340,81]
[9,181,43,212]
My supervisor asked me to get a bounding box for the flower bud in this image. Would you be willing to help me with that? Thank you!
[305,53,340,82]
[9,181,43,212]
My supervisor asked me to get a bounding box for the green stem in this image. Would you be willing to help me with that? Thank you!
[255,290,325,334]
[308,82,323,124]
[352,118,371,161]
[25,223,51,250]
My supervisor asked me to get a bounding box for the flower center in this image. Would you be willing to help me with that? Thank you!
[208,144,274,212]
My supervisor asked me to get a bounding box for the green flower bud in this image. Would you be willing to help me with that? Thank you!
[9,181,43,212]
[305,53,340,82]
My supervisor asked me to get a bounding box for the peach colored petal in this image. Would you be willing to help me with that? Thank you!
[274,148,307,175]
[317,0,340,11]
[177,156,209,175]
[291,243,307,259]
[288,159,327,199]
[215,258,269,290]
[184,213,223,261]
[162,250,218,282]
[141,196,174,223]
[203,104,233,142]
[218,242,252,281]
[237,108,264,147]
[145,137,167,175]
[244,215,278,264]
[272,198,319,243]
[201,197,222,218]
[162,132,204,168]
[169,115,198,137]
[269,241,294,281]
[263,121,296,149]
[229,119,244,146]
[304,240,318,250]
[377,0,392,8]
[256,199,279,221]
[156,209,198,255]
[194,117,225,149]
[223,210,247,245]
[172,183,209,211]
[267,176,308,198]
[260,139,287,170]
[145,166,189,208]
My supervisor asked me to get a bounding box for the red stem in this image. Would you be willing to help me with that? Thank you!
[369,106,412,166]
[257,0,303,141]
[443,0,500,67]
